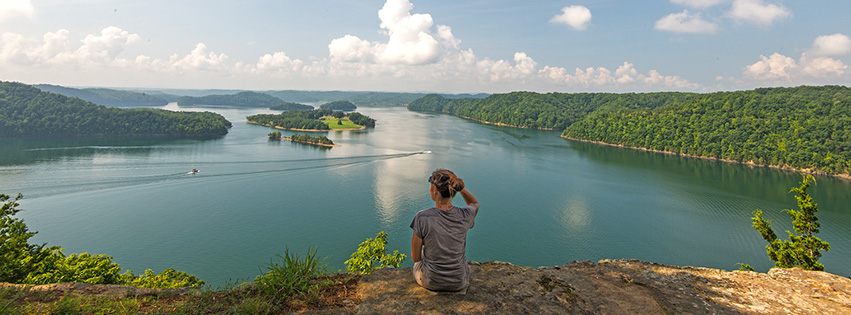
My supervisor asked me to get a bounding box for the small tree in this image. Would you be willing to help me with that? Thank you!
[1,193,62,283]
[345,231,406,274]
[751,175,831,271]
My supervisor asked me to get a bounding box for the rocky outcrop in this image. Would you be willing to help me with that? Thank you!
[353,260,851,314]
[5,259,849,314]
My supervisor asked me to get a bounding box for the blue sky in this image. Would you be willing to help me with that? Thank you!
[1,0,849,93]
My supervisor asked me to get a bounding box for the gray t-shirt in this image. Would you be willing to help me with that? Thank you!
[410,204,478,291]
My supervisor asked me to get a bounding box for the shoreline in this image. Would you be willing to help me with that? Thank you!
[561,135,851,180]
[247,120,365,131]
[269,136,337,147]
[454,114,555,130]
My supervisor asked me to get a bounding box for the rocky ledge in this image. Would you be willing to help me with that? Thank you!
[5,259,849,314]
[351,259,851,314]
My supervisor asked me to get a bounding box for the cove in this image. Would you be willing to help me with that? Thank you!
[2,105,849,286]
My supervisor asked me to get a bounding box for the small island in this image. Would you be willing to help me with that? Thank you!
[268,131,335,147]
[319,100,357,111]
[247,109,375,131]
[269,102,313,111]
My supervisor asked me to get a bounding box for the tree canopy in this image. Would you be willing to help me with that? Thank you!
[247,109,375,131]
[35,84,169,107]
[563,86,851,175]
[409,86,851,176]
[269,102,314,111]
[319,100,357,111]
[0,82,231,137]
[177,91,283,107]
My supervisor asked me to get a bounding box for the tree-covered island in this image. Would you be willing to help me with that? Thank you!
[247,109,375,131]
[0,82,232,137]
[268,131,335,147]
[269,102,314,111]
[319,100,357,111]
[409,86,851,178]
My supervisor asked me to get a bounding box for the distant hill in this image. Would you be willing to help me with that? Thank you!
[35,84,169,107]
[32,85,490,108]
[269,102,314,111]
[319,100,357,111]
[262,90,489,106]
[1,82,231,137]
[177,91,283,107]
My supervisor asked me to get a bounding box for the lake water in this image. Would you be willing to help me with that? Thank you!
[2,104,850,286]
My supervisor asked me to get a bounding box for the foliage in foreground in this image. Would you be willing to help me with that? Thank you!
[0,193,204,288]
[344,231,406,274]
[254,247,330,300]
[750,175,831,271]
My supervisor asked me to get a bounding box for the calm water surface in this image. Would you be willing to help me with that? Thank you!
[1,105,849,286]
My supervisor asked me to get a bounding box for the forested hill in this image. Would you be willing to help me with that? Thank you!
[408,92,697,130]
[564,85,851,176]
[35,84,169,107]
[177,91,283,107]
[0,82,232,137]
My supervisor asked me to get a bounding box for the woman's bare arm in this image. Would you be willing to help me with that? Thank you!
[459,188,478,209]
[411,233,423,262]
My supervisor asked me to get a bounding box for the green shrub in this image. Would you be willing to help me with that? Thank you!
[751,175,831,271]
[123,268,205,289]
[1,193,205,288]
[254,247,328,298]
[344,231,406,274]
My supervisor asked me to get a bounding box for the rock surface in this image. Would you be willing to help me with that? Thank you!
[5,259,850,314]
[352,259,851,314]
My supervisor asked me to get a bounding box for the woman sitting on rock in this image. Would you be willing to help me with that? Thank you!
[410,169,480,292]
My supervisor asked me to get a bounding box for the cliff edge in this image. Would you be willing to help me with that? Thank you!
[4,259,850,314]
[351,259,851,314]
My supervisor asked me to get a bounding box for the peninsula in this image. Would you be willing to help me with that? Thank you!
[0,82,232,137]
[408,86,851,179]
[247,109,375,131]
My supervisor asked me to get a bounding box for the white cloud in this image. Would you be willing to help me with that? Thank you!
[0,26,138,67]
[171,43,229,71]
[327,0,450,66]
[550,6,592,31]
[542,62,698,89]
[728,0,791,27]
[745,53,796,79]
[744,33,851,82]
[671,0,730,9]
[74,26,139,64]
[0,0,34,21]
[1,0,702,92]
[811,33,851,57]
[254,52,304,74]
[655,10,718,34]
[800,54,847,77]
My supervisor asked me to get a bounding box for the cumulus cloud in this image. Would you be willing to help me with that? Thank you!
[327,0,452,65]
[0,0,34,20]
[745,53,796,79]
[0,26,138,67]
[799,54,847,77]
[550,6,592,31]
[75,26,139,63]
[744,34,850,81]
[811,33,851,57]
[728,0,791,27]
[654,10,718,34]
[542,62,698,89]
[1,0,702,92]
[670,0,730,9]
